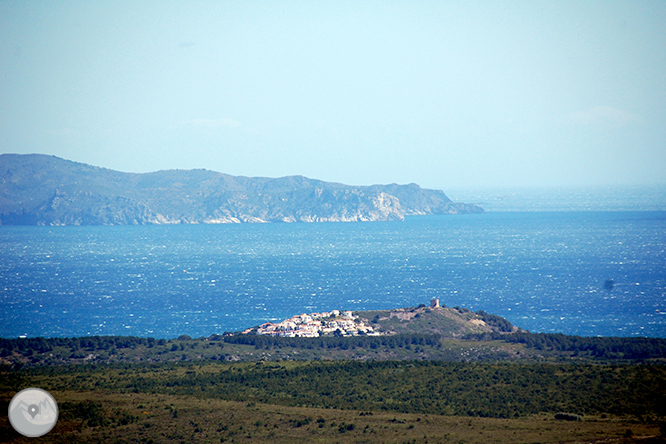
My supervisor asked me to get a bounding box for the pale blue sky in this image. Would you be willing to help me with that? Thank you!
[1,1,665,189]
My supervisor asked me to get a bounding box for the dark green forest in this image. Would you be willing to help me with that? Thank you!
[468,332,666,360]
[4,360,666,419]
[2,331,666,366]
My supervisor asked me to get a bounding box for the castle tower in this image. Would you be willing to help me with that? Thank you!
[430,298,440,308]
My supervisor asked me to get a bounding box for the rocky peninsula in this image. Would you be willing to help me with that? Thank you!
[0,154,483,226]
[240,301,519,339]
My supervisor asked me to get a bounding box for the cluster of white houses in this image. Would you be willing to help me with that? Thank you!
[246,310,380,337]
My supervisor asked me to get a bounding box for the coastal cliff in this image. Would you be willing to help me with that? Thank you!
[0,154,483,226]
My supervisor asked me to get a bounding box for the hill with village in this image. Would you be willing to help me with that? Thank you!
[2,302,665,368]
[240,300,519,339]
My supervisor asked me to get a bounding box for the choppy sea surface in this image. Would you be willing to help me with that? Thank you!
[1,186,665,339]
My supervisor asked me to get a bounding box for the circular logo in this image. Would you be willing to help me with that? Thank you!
[8,388,59,437]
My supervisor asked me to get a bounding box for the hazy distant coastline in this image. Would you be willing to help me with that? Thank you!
[0,154,483,226]
[446,184,666,212]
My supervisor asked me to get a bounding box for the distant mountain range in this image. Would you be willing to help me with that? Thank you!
[0,154,482,226]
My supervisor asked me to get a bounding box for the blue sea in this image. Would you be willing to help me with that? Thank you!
[1,186,665,339]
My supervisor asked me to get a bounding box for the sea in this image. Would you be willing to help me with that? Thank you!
[1,185,665,339]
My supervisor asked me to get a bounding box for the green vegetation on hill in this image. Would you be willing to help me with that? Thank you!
[470,332,666,361]
[0,333,523,367]
[354,305,517,337]
[1,360,665,443]
[30,360,663,419]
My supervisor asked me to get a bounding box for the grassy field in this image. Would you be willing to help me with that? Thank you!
[2,360,665,443]
[2,390,663,444]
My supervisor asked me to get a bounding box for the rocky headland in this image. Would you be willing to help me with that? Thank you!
[0,154,483,226]
[241,303,519,339]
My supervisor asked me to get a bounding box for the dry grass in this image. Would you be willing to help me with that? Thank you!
[2,390,662,444]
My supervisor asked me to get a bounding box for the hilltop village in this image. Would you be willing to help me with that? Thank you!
[244,309,380,337]
[243,299,450,338]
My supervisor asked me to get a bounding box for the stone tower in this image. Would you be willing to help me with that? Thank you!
[430,298,440,308]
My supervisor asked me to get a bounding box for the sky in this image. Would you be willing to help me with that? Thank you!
[1,1,665,190]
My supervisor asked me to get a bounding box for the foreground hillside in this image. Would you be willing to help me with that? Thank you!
[0,154,482,225]
[1,361,665,443]
[2,306,665,443]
